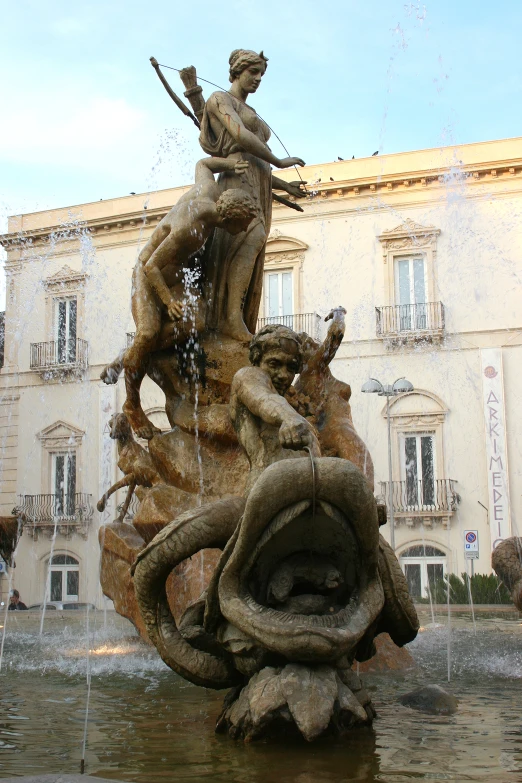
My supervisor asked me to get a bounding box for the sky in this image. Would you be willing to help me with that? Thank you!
[0,0,521,302]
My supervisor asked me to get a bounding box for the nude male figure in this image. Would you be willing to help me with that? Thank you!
[230,324,320,493]
[117,157,257,439]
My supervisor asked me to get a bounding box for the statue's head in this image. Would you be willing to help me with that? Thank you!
[249,324,302,395]
[108,412,133,441]
[216,188,257,235]
[229,49,268,94]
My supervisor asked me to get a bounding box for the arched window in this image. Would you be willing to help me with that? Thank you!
[399,544,446,600]
[401,545,446,558]
[47,554,79,602]
[50,554,78,565]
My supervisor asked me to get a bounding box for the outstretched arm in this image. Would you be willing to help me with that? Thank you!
[209,93,305,170]
[272,175,308,200]
[194,156,249,184]
[232,367,320,453]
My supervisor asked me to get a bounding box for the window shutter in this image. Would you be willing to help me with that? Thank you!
[66,452,77,515]
[68,299,77,361]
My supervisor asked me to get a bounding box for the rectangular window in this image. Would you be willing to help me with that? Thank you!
[395,257,427,331]
[55,298,77,363]
[52,452,76,517]
[401,433,435,508]
[264,271,294,321]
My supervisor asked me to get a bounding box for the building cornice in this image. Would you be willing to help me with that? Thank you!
[1,155,521,251]
[0,209,167,252]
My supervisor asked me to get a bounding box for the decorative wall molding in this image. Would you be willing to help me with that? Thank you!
[385,389,449,417]
[37,420,85,450]
[397,513,452,530]
[265,232,308,263]
[377,219,440,253]
[44,265,88,292]
[1,158,520,249]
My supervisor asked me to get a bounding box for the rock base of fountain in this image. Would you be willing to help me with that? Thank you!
[355,632,416,672]
[216,663,375,742]
[2,776,129,782]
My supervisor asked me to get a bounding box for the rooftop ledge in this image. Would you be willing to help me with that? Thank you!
[2,136,522,247]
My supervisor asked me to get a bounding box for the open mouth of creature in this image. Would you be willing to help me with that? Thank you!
[132,458,418,741]
[245,500,359,622]
[213,462,386,668]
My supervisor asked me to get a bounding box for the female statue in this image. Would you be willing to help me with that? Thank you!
[199,49,307,342]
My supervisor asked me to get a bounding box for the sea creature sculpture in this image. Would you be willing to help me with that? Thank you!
[131,325,418,741]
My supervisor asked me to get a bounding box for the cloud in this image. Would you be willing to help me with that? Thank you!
[0,96,149,169]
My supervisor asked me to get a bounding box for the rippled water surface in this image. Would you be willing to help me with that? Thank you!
[0,610,521,782]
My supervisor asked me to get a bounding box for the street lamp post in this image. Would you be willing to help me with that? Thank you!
[361,377,414,551]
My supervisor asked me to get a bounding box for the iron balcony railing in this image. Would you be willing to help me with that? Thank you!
[129,314,322,345]
[30,339,89,371]
[376,302,445,337]
[257,312,321,339]
[116,494,140,520]
[380,479,459,514]
[14,493,94,525]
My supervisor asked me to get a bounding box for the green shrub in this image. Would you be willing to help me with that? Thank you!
[417,572,513,604]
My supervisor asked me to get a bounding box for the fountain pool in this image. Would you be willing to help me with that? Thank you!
[0,609,520,782]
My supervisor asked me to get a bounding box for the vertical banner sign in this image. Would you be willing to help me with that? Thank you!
[481,349,511,550]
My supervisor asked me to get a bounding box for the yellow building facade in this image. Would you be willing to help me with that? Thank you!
[1,136,521,607]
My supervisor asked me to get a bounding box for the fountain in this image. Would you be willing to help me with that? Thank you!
[1,42,522,783]
[96,50,420,742]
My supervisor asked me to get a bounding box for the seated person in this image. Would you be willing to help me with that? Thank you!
[8,589,28,610]
[120,156,257,439]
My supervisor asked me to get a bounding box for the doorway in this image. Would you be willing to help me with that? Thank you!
[47,554,79,602]
[399,545,446,600]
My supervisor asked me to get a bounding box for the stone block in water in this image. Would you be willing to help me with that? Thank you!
[399,684,458,714]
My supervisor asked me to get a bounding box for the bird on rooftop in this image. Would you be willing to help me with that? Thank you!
[352,155,355,159]
[130,192,136,195]
[372,151,379,156]
[329,177,334,181]
[338,156,344,161]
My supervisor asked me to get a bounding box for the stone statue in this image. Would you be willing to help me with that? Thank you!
[230,324,320,491]
[130,324,418,741]
[102,156,257,439]
[492,537,522,610]
[0,516,21,567]
[96,413,166,522]
[296,307,374,488]
[199,49,307,341]
[98,50,419,743]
